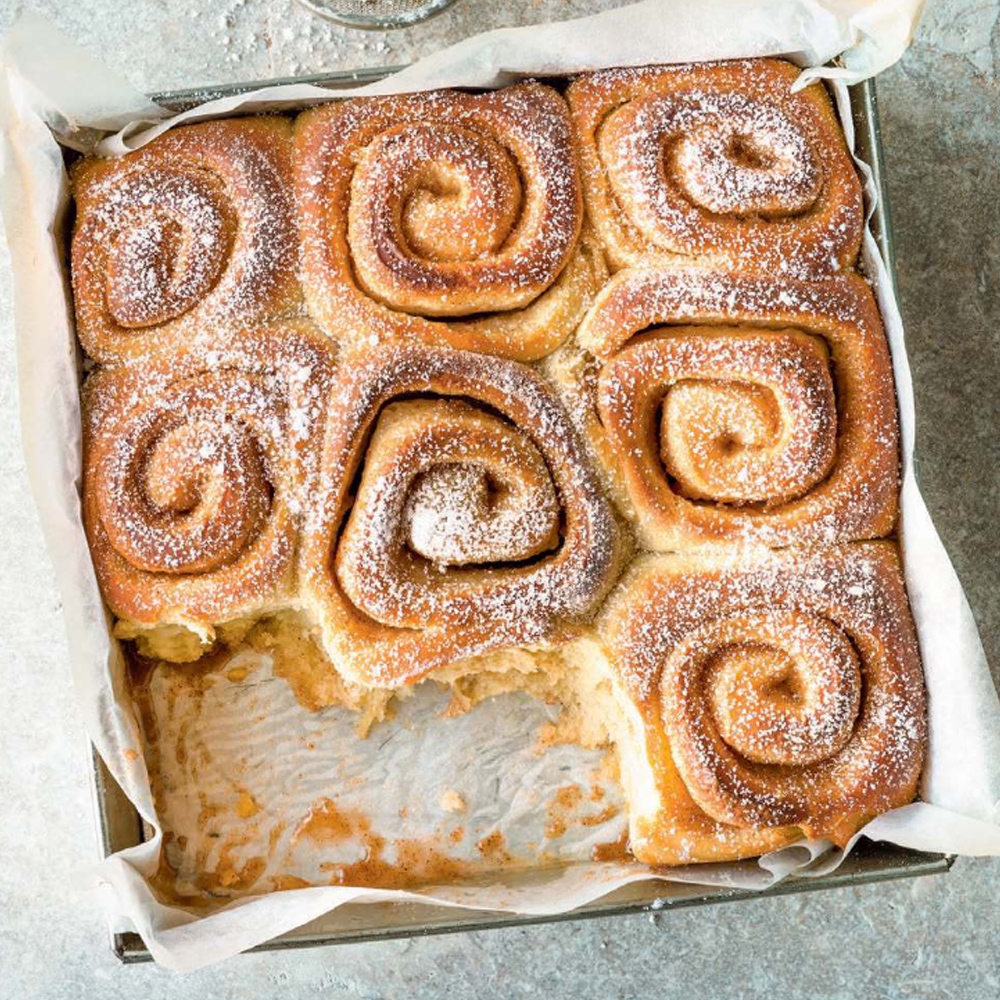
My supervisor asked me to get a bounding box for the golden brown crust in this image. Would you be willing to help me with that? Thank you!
[69,63,926,871]
[567,60,863,277]
[71,118,301,364]
[599,542,926,863]
[82,322,336,628]
[572,266,898,549]
[299,345,626,688]
[294,83,605,362]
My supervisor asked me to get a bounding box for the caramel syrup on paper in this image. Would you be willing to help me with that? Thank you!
[592,832,632,864]
[128,634,637,905]
[545,783,622,840]
[295,796,474,889]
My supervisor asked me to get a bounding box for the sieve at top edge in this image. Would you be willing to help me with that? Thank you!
[295,0,460,30]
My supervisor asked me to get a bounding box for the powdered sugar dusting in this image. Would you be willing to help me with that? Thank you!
[603,543,926,838]
[295,82,594,361]
[82,323,336,625]
[403,456,560,569]
[603,328,836,504]
[568,60,864,277]
[576,266,898,550]
[300,344,624,687]
[71,118,301,364]
[69,60,925,866]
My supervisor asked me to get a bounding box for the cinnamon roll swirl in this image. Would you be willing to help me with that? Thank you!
[568,266,898,550]
[71,118,300,364]
[82,323,336,633]
[300,345,625,688]
[294,84,605,361]
[600,543,926,863]
[567,60,863,277]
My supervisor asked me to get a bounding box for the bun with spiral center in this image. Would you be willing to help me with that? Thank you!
[565,265,898,550]
[82,322,337,632]
[567,60,863,278]
[300,344,626,688]
[600,542,926,864]
[294,83,606,362]
[71,118,301,364]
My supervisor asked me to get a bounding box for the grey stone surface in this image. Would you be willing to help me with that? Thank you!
[0,0,998,996]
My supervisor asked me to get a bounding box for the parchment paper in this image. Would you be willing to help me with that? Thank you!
[2,0,999,974]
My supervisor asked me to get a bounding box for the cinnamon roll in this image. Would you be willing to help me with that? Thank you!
[294,84,605,361]
[300,345,625,688]
[567,60,863,277]
[82,322,337,634]
[567,266,898,550]
[600,543,926,864]
[71,118,301,364]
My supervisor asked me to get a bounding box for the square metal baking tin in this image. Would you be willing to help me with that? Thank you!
[84,72,951,963]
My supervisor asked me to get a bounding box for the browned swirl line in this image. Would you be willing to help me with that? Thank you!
[294,83,605,362]
[82,323,336,629]
[71,118,301,364]
[574,266,898,550]
[599,543,926,863]
[567,60,863,278]
[300,345,625,688]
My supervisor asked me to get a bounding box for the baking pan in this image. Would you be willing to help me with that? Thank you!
[82,71,950,964]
